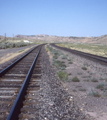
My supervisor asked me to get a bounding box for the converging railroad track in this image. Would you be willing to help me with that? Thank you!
[0,44,43,120]
[0,44,94,120]
[51,43,107,65]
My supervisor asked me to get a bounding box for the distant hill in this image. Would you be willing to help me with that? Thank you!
[15,34,107,44]
[0,34,107,44]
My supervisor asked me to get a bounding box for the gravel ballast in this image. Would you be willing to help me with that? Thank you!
[38,46,91,120]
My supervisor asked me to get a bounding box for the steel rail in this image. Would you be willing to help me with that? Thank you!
[7,46,42,120]
[0,45,41,77]
[51,44,107,64]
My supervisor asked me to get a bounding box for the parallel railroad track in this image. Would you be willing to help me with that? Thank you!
[51,43,107,65]
[0,44,43,120]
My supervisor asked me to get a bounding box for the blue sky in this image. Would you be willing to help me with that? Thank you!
[0,0,107,37]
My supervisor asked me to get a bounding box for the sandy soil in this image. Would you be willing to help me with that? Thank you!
[48,45,107,120]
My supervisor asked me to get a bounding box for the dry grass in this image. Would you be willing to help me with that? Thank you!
[45,45,49,52]
[57,43,107,57]
[0,47,33,64]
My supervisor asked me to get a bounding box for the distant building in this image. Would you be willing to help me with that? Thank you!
[23,40,33,43]
[23,40,30,43]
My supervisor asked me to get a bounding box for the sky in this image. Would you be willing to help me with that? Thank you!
[0,0,107,37]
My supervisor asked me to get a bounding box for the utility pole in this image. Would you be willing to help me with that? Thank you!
[13,34,14,41]
[5,33,6,41]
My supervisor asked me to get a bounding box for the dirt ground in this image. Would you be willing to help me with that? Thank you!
[0,45,37,70]
[48,45,107,120]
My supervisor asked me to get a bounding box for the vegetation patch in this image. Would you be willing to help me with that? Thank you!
[77,72,82,75]
[89,72,93,75]
[81,66,87,70]
[47,45,66,70]
[68,58,71,61]
[57,43,107,57]
[68,73,72,75]
[96,83,105,90]
[68,61,73,64]
[45,46,49,52]
[47,45,62,59]
[72,89,77,92]
[99,77,105,80]
[53,52,60,59]
[88,89,101,97]
[82,76,91,78]
[18,49,25,53]
[91,78,98,82]
[0,42,31,49]
[78,88,86,91]
[72,77,80,82]
[84,63,89,67]
[68,58,73,61]
[61,55,67,59]
[53,60,66,70]
[57,71,68,82]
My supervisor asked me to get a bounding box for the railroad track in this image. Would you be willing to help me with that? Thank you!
[51,43,107,65]
[0,44,43,120]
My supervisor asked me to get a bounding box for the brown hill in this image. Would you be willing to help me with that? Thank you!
[15,34,107,44]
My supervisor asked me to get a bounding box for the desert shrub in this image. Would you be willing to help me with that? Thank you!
[57,71,68,81]
[81,66,87,70]
[72,77,80,82]
[61,54,67,59]
[68,73,72,75]
[47,45,53,51]
[99,77,105,80]
[84,63,89,67]
[53,60,66,70]
[53,52,60,59]
[15,42,27,47]
[91,78,98,82]
[45,46,49,52]
[68,58,71,61]
[68,57,73,62]
[96,83,104,90]
[0,42,30,49]
[72,89,77,92]
[53,55,58,59]
[77,72,82,75]
[78,88,86,91]
[82,76,91,78]
[68,61,73,64]
[88,89,101,97]
[18,49,25,53]
[47,45,61,59]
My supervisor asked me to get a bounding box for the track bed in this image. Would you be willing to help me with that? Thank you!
[0,45,42,119]
[0,45,91,120]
